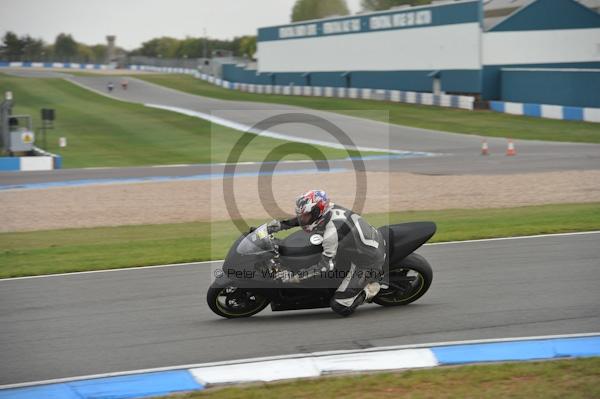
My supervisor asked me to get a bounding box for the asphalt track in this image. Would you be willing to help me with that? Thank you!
[1,232,598,385]
[1,70,599,187]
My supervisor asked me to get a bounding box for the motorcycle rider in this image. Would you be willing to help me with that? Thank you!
[267,190,386,317]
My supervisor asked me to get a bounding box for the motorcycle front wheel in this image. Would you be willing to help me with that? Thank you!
[207,282,270,318]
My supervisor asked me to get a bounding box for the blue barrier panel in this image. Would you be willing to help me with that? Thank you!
[0,157,20,171]
[432,336,600,365]
[22,62,32,67]
[0,370,204,399]
[563,106,584,121]
[489,101,505,112]
[53,156,62,169]
[69,370,203,399]
[554,337,600,357]
[523,103,541,117]
[0,384,79,399]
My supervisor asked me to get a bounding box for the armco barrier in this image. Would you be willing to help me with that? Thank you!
[0,148,62,172]
[0,61,111,70]
[128,65,476,110]
[0,156,60,171]
[1,334,598,399]
[490,101,600,123]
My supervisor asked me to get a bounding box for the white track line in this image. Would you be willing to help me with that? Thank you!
[1,231,598,283]
[426,230,600,246]
[145,103,431,156]
[0,260,219,282]
[1,332,597,390]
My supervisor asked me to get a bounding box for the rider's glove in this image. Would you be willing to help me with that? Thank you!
[275,270,300,284]
[267,219,282,234]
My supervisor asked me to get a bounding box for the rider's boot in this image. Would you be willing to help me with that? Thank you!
[364,282,381,303]
[330,290,366,317]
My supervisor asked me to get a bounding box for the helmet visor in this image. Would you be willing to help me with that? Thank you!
[297,212,313,226]
[297,207,318,226]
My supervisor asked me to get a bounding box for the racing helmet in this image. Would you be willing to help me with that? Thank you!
[295,190,331,232]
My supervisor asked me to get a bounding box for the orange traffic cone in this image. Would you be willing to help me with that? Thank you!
[506,139,516,156]
[481,140,489,156]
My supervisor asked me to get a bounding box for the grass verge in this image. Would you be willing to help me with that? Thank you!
[157,357,600,399]
[0,202,598,278]
[133,74,600,144]
[0,73,361,168]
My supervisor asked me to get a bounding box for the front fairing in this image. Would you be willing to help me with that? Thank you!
[220,225,278,285]
[236,223,276,255]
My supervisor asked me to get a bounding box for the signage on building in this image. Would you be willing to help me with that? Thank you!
[259,0,481,42]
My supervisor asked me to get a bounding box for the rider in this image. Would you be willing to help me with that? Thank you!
[268,190,386,317]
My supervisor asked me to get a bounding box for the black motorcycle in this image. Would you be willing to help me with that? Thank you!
[207,221,436,318]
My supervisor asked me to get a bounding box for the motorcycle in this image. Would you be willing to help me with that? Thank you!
[207,221,436,318]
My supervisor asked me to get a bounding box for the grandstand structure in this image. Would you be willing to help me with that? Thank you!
[222,0,600,108]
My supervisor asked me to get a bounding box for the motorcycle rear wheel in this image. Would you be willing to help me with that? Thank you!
[373,253,432,307]
[207,283,270,318]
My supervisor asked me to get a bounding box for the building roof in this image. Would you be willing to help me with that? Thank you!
[483,0,600,30]
[486,0,600,31]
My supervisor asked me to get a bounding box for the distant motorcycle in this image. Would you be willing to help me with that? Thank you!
[207,221,435,318]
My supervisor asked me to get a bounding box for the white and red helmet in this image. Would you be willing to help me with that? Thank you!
[295,190,331,232]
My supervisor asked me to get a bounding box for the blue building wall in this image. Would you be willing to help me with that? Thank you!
[311,72,347,87]
[440,70,481,93]
[223,64,481,94]
[273,73,307,86]
[222,64,273,84]
[351,71,432,91]
[482,62,600,101]
[501,69,600,108]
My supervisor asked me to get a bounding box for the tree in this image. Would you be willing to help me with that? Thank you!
[77,44,95,63]
[1,31,25,59]
[137,37,180,58]
[90,44,108,63]
[361,0,431,11]
[239,36,257,60]
[177,37,204,58]
[22,36,44,60]
[291,0,350,22]
[0,32,47,61]
[54,33,78,60]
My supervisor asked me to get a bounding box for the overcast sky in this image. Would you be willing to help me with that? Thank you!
[1,0,363,50]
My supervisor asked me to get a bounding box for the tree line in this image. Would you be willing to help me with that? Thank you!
[1,1,428,63]
[0,31,257,63]
[129,35,256,60]
[291,0,431,22]
[0,32,110,63]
